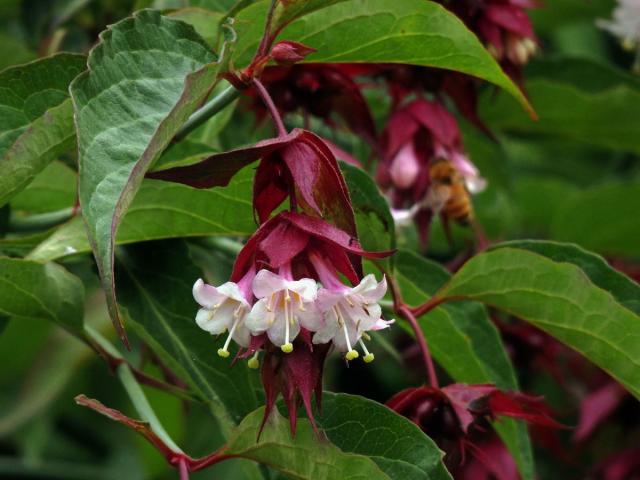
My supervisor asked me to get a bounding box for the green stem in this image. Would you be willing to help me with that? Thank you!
[84,326,183,454]
[201,236,244,255]
[174,85,239,142]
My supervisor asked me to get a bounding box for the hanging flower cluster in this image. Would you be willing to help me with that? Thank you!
[376,98,487,247]
[193,213,393,362]
[445,0,539,81]
[150,63,394,432]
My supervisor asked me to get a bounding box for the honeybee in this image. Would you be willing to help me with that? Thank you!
[423,158,474,225]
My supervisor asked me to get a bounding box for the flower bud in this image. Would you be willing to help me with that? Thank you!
[270,41,317,65]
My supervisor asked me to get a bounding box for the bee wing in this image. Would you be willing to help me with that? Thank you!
[465,176,488,194]
[422,185,452,213]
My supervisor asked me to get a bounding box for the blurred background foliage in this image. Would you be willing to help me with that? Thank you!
[0,0,639,479]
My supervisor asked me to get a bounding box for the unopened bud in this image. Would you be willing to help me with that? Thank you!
[270,41,317,65]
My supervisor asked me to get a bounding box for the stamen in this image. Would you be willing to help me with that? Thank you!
[218,315,241,358]
[340,308,358,360]
[248,351,260,369]
[359,339,374,363]
[297,293,306,311]
[282,296,293,353]
[345,295,354,307]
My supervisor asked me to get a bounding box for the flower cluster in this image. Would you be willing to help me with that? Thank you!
[376,98,486,247]
[193,255,392,362]
[445,0,539,80]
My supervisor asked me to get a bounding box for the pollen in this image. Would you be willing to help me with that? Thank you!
[363,353,375,363]
[281,342,294,353]
[217,348,230,358]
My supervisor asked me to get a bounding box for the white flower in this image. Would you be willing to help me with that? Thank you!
[193,279,252,357]
[308,274,394,362]
[598,0,640,50]
[245,270,318,353]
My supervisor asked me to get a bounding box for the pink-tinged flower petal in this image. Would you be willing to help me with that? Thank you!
[252,269,289,298]
[450,151,479,178]
[232,323,252,348]
[267,312,301,347]
[245,298,272,333]
[193,279,225,308]
[315,288,344,312]
[312,319,340,345]
[371,318,395,331]
[389,143,421,189]
[286,278,318,302]
[298,302,325,332]
[351,274,387,303]
[216,282,250,307]
[195,307,231,334]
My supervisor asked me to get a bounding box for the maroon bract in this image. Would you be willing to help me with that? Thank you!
[256,336,331,437]
[148,129,356,234]
[245,64,377,144]
[387,383,563,455]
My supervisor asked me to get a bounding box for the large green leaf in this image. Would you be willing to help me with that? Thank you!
[480,58,640,153]
[27,166,255,262]
[70,10,226,341]
[10,161,77,214]
[225,407,389,479]
[392,250,534,480]
[232,0,531,113]
[0,257,84,337]
[115,240,261,428]
[317,393,451,480]
[435,245,640,400]
[550,182,640,259]
[494,241,640,316]
[0,54,86,207]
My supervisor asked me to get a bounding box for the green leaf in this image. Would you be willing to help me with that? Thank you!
[317,393,451,480]
[225,407,389,479]
[0,54,86,207]
[480,58,640,153]
[0,257,84,337]
[550,182,640,260]
[0,32,36,71]
[115,240,261,428]
[436,246,640,400]
[392,250,534,479]
[232,0,531,114]
[341,162,395,263]
[167,7,223,49]
[70,10,226,342]
[493,241,640,317]
[10,161,77,214]
[27,166,255,262]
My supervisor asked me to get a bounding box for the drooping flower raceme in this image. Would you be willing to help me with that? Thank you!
[245,267,318,353]
[193,270,254,358]
[307,253,394,362]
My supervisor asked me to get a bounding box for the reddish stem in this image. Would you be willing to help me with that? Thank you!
[253,78,287,137]
[397,305,439,389]
[410,295,447,318]
[178,457,189,480]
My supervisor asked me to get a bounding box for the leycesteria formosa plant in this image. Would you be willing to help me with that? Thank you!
[5,0,634,479]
